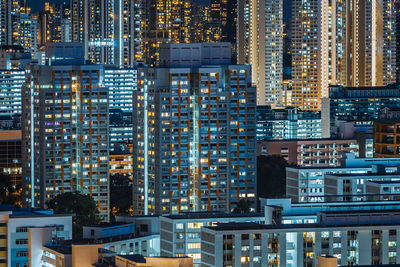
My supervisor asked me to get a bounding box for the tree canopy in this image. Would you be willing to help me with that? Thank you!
[47,192,101,239]
[0,173,22,207]
[257,155,293,204]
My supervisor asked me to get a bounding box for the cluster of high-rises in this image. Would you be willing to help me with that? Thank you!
[0,0,399,266]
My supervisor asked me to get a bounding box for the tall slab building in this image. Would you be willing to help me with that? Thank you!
[292,0,398,110]
[132,43,257,215]
[237,0,283,106]
[22,63,110,221]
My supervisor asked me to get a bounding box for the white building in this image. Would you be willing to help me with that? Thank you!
[160,212,264,267]
[0,206,72,267]
[201,210,400,266]
[286,153,400,202]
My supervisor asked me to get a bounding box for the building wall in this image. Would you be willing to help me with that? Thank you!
[237,0,283,105]
[375,121,400,157]
[133,65,256,215]
[1,214,72,267]
[71,244,102,267]
[160,215,264,266]
[22,64,110,220]
[201,224,400,266]
[258,139,359,167]
[0,70,25,119]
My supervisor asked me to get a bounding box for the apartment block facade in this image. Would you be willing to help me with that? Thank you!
[258,139,360,167]
[160,212,264,266]
[201,210,400,266]
[256,106,322,140]
[22,64,110,220]
[133,44,257,215]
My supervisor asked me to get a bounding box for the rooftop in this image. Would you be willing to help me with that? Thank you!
[163,211,263,220]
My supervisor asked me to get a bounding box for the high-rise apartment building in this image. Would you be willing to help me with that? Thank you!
[396,0,400,83]
[104,67,137,150]
[39,2,71,44]
[135,0,194,66]
[291,0,319,110]
[0,69,25,117]
[237,0,283,105]
[19,11,38,54]
[0,1,39,53]
[22,63,110,221]
[70,0,115,65]
[114,0,138,68]
[293,0,398,110]
[132,43,257,215]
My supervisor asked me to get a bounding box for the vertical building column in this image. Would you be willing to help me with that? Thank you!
[314,231,321,265]
[234,234,241,266]
[340,231,348,266]
[382,230,389,264]
[279,233,286,265]
[396,230,400,263]
[249,233,254,267]
[297,232,303,265]
[358,230,372,265]
[261,233,268,266]
[214,234,223,266]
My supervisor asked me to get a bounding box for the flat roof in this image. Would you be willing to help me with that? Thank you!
[163,212,263,220]
[84,222,132,228]
[326,173,400,177]
[259,138,356,143]
[367,180,400,184]
[205,220,400,232]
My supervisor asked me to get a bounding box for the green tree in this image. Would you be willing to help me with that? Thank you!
[257,155,293,209]
[110,173,133,221]
[0,173,22,207]
[47,192,101,239]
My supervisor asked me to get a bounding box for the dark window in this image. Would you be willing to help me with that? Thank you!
[140,224,148,232]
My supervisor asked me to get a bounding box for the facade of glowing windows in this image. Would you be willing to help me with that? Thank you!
[22,64,110,221]
[293,0,398,111]
[237,0,283,106]
[104,67,137,150]
[132,44,256,215]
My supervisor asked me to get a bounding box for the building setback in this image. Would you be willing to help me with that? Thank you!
[22,64,110,221]
[133,43,257,215]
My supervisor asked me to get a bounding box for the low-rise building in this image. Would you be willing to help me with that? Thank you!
[160,212,264,266]
[0,205,72,267]
[257,106,323,140]
[82,222,160,257]
[201,209,400,266]
[286,153,400,202]
[325,172,400,202]
[258,139,359,166]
